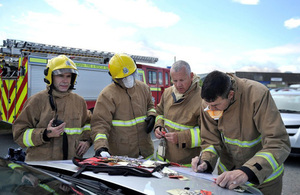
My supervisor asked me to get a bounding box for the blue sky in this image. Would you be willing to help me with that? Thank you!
[1,0,300,74]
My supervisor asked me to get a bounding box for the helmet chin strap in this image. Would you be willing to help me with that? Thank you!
[48,86,56,112]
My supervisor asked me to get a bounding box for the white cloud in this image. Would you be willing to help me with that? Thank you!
[238,65,280,72]
[9,0,180,55]
[0,3,3,7]
[147,41,300,74]
[232,0,259,5]
[230,44,300,73]
[86,0,180,28]
[247,44,300,57]
[151,41,239,74]
[278,65,298,73]
[284,18,300,29]
[2,0,300,74]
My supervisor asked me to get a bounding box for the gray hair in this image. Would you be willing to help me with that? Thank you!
[171,60,191,75]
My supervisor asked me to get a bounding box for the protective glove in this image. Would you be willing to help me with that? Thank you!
[95,147,111,157]
[145,115,156,134]
[100,151,111,157]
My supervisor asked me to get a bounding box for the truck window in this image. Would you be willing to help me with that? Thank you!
[148,71,157,84]
[158,72,163,85]
[165,72,169,85]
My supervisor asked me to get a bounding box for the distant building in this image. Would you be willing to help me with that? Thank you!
[235,72,300,88]
[198,71,300,88]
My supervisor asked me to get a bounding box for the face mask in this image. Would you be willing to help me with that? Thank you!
[204,106,223,120]
[122,75,135,88]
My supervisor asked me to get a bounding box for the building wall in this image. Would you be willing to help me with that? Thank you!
[235,72,300,88]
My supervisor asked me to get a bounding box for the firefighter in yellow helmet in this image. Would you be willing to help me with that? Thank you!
[91,53,156,159]
[12,55,92,161]
[44,54,78,90]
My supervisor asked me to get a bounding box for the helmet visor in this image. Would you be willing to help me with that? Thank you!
[52,68,78,76]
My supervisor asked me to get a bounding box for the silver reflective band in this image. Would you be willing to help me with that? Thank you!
[52,68,78,75]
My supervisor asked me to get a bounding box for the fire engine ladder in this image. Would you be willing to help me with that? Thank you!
[0,39,159,123]
[0,39,159,64]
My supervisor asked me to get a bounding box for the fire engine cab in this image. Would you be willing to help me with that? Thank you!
[0,39,170,125]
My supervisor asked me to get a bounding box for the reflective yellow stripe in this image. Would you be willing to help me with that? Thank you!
[144,154,154,160]
[8,80,17,123]
[82,124,91,131]
[63,128,84,135]
[29,57,48,64]
[39,184,58,195]
[202,145,218,156]
[148,108,156,113]
[255,152,279,171]
[95,133,107,141]
[155,153,191,167]
[112,116,146,127]
[150,87,161,92]
[76,63,108,70]
[263,164,283,183]
[155,151,165,162]
[219,162,284,186]
[23,126,90,147]
[164,118,193,131]
[8,57,28,123]
[64,125,91,135]
[246,164,284,187]
[190,126,201,148]
[218,161,229,173]
[137,69,146,83]
[156,115,164,122]
[23,128,34,147]
[8,163,22,170]
[156,115,200,147]
[224,135,262,148]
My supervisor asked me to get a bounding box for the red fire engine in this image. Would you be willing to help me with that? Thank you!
[0,39,170,125]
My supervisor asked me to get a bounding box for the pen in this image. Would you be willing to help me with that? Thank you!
[197,151,203,167]
[164,128,169,133]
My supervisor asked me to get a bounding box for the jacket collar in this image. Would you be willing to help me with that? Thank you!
[47,86,70,99]
[226,73,238,109]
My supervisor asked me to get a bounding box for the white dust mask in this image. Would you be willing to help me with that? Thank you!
[122,75,135,88]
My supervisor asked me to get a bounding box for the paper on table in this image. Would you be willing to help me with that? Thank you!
[170,167,217,182]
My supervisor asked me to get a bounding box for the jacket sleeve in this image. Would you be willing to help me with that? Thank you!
[146,85,156,117]
[176,118,201,149]
[176,86,202,149]
[242,90,291,184]
[79,101,93,145]
[12,96,48,148]
[199,103,223,169]
[154,91,165,128]
[91,91,115,151]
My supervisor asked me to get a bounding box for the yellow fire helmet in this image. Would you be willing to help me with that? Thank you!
[44,55,78,89]
[108,53,137,82]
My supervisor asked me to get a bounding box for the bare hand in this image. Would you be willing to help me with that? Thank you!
[46,119,66,138]
[154,127,164,139]
[191,156,207,172]
[164,132,178,144]
[76,141,90,156]
[215,170,248,190]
